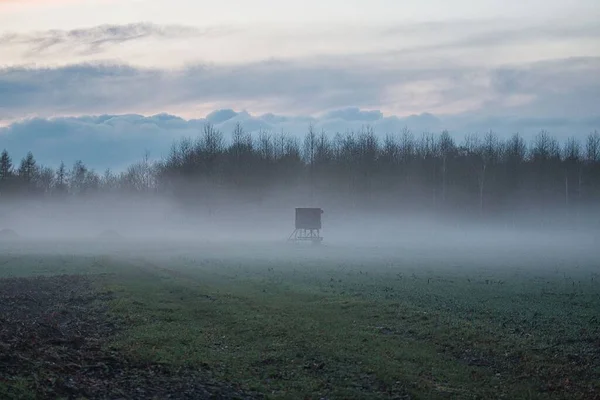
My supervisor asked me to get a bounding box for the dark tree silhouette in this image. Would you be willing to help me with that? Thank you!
[0,150,13,180]
[1,124,599,229]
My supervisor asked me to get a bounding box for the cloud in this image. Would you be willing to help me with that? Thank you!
[206,109,240,125]
[1,55,599,123]
[0,23,229,56]
[0,60,409,118]
[0,113,197,171]
[0,0,67,3]
[381,19,600,55]
[481,57,600,118]
[0,0,122,6]
[0,109,597,172]
[2,14,598,70]
[322,108,383,122]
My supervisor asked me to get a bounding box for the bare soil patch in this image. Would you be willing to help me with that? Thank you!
[0,274,262,399]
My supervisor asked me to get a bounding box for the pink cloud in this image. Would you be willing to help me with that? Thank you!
[0,0,83,2]
[0,0,66,3]
[0,0,111,6]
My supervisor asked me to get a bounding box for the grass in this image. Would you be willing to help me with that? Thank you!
[0,379,36,400]
[0,242,598,399]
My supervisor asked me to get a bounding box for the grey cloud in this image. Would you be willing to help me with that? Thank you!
[0,61,413,117]
[322,108,383,122]
[0,56,599,123]
[457,22,600,47]
[428,23,599,53]
[483,57,600,118]
[0,23,232,56]
[490,57,600,92]
[381,19,600,55]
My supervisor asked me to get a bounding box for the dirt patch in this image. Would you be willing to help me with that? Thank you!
[0,274,262,399]
[450,344,600,399]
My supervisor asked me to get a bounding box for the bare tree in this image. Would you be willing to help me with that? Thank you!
[54,161,68,195]
[69,160,87,195]
[303,124,317,203]
[563,137,581,209]
[101,168,118,192]
[586,130,600,163]
[438,130,456,205]
[6,122,598,229]
[36,166,55,195]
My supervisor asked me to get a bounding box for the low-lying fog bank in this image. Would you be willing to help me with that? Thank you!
[1,196,597,268]
[0,228,596,270]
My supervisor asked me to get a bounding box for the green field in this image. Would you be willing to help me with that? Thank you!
[0,240,598,399]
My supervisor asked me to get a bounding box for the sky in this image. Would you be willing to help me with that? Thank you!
[0,0,599,168]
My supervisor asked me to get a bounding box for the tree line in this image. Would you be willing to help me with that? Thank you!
[1,123,599,227]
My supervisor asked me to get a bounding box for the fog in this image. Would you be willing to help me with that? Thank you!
[1,192,597,270]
